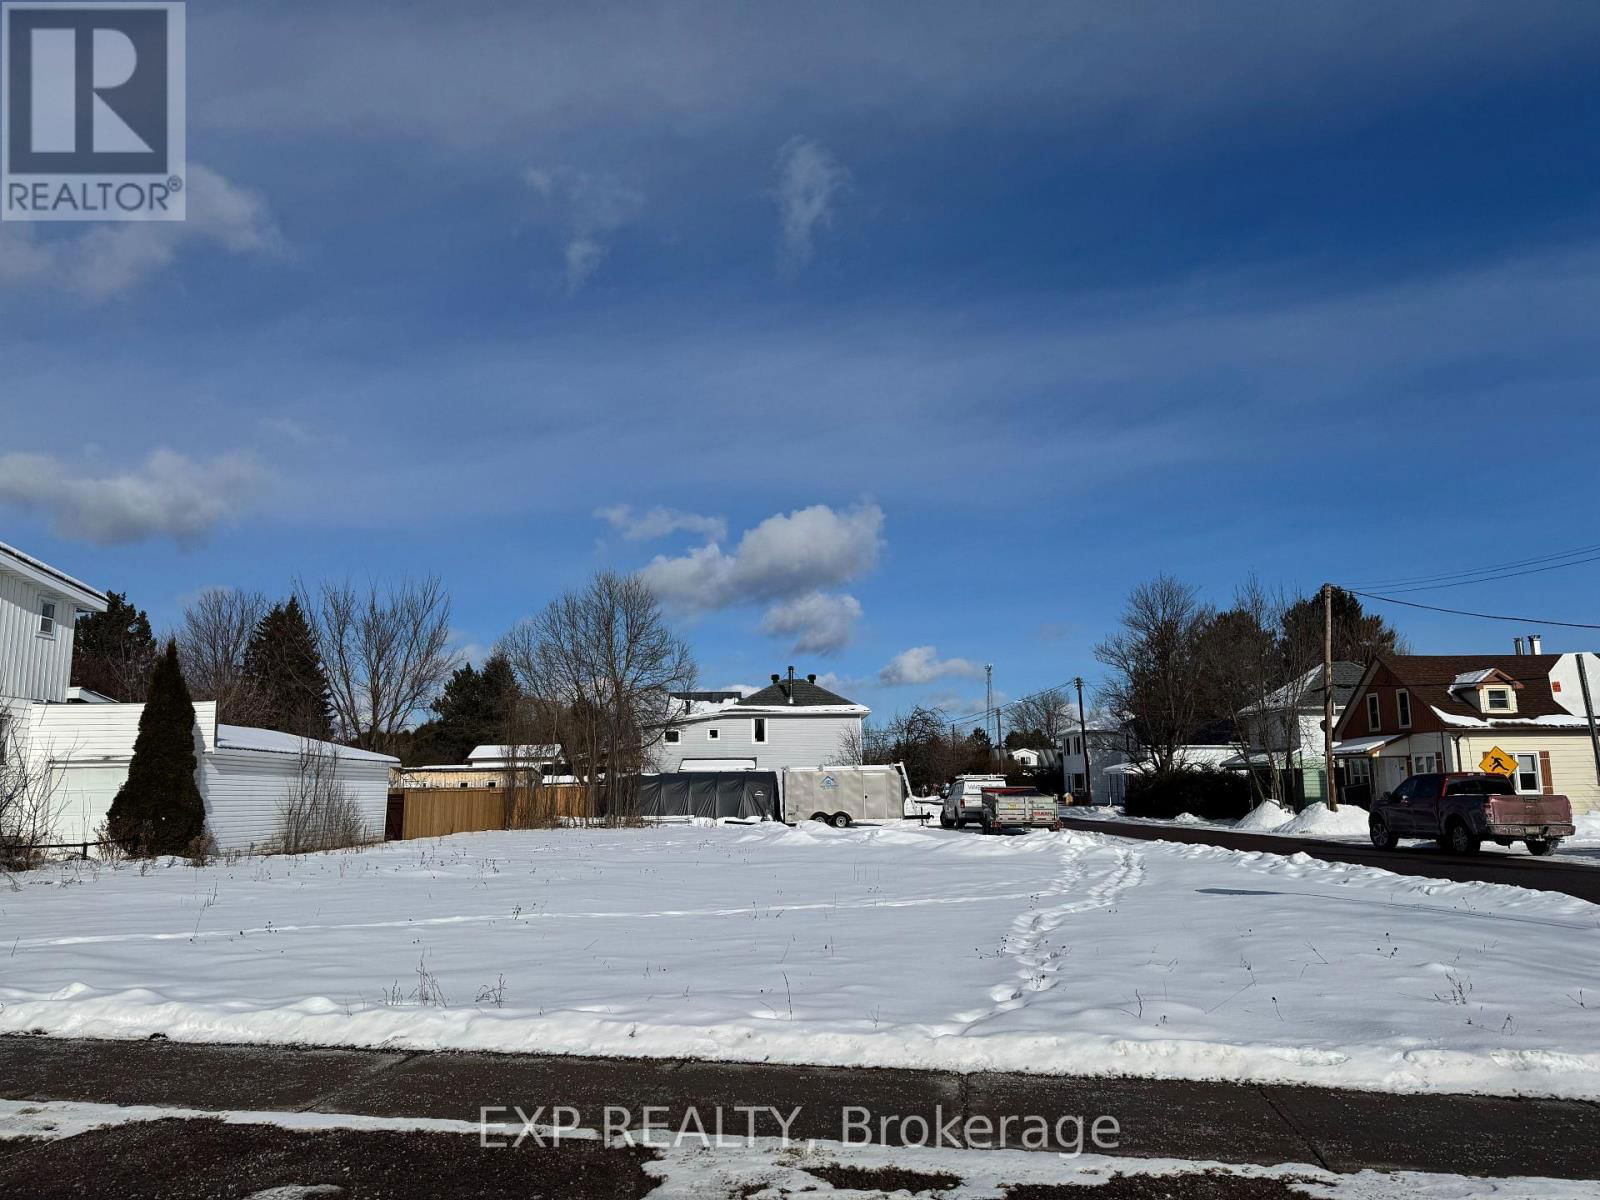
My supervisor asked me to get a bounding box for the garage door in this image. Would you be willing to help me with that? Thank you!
[679,758,757,772]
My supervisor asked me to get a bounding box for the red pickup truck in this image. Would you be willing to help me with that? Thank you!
[1369,772,1575,856]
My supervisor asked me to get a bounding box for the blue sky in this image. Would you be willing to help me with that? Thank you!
[3,1,1600,723]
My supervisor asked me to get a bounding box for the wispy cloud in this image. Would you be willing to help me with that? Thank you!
[877,646,986,686]
[775,137,848,272]
[0,448,270,546]
[0,165,281,301]
[595,504,726,543]
[525,167,645,292]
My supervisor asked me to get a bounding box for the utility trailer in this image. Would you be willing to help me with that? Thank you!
[785,765,910,827]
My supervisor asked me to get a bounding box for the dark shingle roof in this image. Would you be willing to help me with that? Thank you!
[1379,654,1565,720]
[736,677,857,707]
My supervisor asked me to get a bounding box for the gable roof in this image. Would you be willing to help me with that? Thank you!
[1373,654,1566,721]
[736,677,857,708]
[0,541,108,611]
[1245,661,1366,713]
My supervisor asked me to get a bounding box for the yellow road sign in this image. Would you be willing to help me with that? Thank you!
[1479,746,1518,776]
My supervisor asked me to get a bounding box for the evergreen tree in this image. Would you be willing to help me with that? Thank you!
[71,591,158,701]
[243,598,333,738]
[106,641,206,855]
[413,653,520,765]
[1281,587,1404,665]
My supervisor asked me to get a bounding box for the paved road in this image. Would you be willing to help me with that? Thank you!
[2,1037,1597,1185]
[1058,814,1600,904]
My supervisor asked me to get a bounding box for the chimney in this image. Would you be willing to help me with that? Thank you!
[1530,634,1543,655]
[787,665,796,704]
[1514,637,1525,656]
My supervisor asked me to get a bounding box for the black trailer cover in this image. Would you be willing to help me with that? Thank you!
[636,772,780,820]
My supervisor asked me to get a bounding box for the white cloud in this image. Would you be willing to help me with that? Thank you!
[0,448,270,546]
[0,165,280,300]
[878,645,986,687]
[775,137,848,271]
[526,167,644,292]
[639,502,883,654]
[641,502,883,612]
[595,504,727,543]
[759,591,863,655]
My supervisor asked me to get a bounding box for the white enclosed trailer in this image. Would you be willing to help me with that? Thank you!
[784,765,909,827]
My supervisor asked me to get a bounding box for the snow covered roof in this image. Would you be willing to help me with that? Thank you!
[1428,706,1595,731]
[1449,668,1517,689]
[1241,662,1365,714]
[216,724,398,764]
[0,540,108,610]
[1332,734,1402,756]
[467,744,562,762]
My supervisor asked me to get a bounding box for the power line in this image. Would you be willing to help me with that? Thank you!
[1346,588,1600,630]
[1366,551,1600,594]
[942,677,1082,729]
[1351,541,1600,590]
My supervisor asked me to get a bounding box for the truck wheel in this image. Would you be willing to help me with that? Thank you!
[1369,815,1398,851]
[1526,838,1559,856]
[1442,820,1481,855]
[830,812,851,829]
[810,812,828,824]
[939,814,956,829]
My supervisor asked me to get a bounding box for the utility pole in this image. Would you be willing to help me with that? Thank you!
[985,664,995,771]
[1074,675,1094,808]
[1577,652,1600,787]
[1322,582,1338,812]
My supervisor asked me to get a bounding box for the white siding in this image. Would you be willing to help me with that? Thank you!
[202,750,390,852]
[0,566,80,704]
[20,700,392,850]
[653,710,861,774]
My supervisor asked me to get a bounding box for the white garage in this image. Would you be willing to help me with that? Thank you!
[24,700,396,853]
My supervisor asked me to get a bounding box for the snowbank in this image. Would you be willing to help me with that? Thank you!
[1275,802,1373,838]
[1232,802,1291,832]
[3,825,1598,1099]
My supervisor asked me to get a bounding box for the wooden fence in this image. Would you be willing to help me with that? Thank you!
[393,785,598,840]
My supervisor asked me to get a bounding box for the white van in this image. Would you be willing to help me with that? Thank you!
[940,774,1009,828]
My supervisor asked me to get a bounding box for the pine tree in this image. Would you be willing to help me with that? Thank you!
[413,654,520,765]
[243,598,333,738]
[71,591,158,701]
[106,641,207,856]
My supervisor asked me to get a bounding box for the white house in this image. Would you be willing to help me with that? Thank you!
[1234,661,1364,806]
[652,670,868,774]
[3,539,396,853]
[0,540,109,733]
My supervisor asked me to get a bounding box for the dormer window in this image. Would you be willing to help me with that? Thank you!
[1484,688,1512,712]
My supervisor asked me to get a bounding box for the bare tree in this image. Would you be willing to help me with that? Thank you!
[297,577,458,754]
[1095,576,1213,776]
[1007,687,1075,746]
[178,587,269,725]
[498,572,695,823]
[276,739,373,853]
[1,711,66,871]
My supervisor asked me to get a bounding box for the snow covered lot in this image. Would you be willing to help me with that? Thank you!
[3,823,1599,1098]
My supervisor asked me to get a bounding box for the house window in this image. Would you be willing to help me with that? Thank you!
[707,728,720,741]
[664,730,681,744]
[1485,688,1511,711]
[1344,758,1371,785]
[1071,773,1086,792]
[1366,694,1381,731]
[1410,752,1440,774]
[752,718,767,744]
[1396,690,1412,728]
[1514,752,1542,795]
[37,599,57,638]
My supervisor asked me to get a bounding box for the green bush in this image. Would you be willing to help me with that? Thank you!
[1124,768,1252,822]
